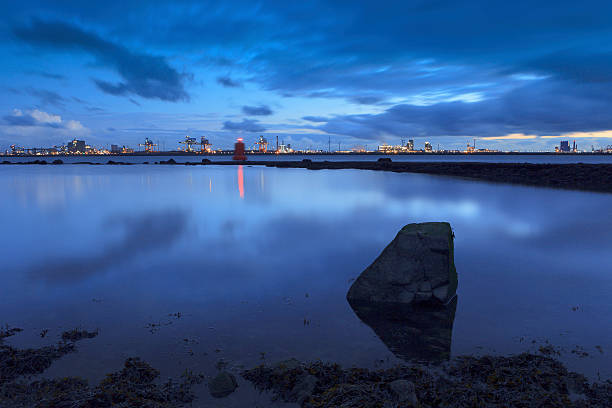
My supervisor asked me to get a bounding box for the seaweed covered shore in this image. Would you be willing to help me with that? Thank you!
[1,323,611,407]
[243,354,612,408]
[0,326,203,408]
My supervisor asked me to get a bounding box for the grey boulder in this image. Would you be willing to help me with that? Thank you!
[347,222,457,305]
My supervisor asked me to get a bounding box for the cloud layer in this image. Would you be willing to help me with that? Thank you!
[242,105,273,116]
[13,19,190,102]
[4,109,84,131]
[223,118,265,132]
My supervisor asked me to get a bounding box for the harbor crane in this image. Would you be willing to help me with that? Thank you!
[179,135,198,152]
[254,135,268,153]
[138,137,158,153]
[200,136,212,153]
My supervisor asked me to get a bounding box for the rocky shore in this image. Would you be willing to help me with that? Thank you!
[2,158,611,193]
[254,160,612,194]
[1,323,611,407]
[0,326,203,408]
[243,354,612,407]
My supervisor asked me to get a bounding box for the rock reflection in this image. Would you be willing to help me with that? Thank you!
[349,296,457,363]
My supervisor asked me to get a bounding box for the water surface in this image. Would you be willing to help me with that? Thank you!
[1,164,611,405]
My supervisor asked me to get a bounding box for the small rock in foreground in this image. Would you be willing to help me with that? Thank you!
[61,329,98,342]
[209,371,238,398]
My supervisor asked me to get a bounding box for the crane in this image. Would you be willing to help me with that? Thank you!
[138,137,158,153]
[199,136,212,153]
[254,135,268,153]
[179,136,198,152]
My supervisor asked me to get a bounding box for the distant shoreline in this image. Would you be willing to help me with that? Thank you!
[3,158,612,194]
[2,151,612,158]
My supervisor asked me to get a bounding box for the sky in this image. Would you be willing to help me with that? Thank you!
[2,0,612,152]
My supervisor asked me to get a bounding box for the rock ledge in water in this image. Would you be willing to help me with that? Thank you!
[347,222,457,305]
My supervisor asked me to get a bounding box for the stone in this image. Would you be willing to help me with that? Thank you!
[388,379,418,405]
[347,222,457,305]
[208,371,238,398]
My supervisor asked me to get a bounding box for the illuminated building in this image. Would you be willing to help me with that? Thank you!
[67,139,86,153]
[560,141,570,152]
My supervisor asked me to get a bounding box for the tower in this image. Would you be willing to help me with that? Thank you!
[233,138,246,161]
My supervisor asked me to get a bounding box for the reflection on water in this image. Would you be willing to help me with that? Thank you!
[28,209,189,282]
[237,165,244,198]
[349,297,457,363]
[1,164,611,398]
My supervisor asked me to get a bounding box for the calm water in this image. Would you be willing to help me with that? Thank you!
[1,165,611,405]
[3,153,612,164]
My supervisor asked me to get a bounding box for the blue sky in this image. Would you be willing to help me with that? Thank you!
[2,0,612,151]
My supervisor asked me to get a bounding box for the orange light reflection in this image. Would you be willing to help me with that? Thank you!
[238,165,244,198]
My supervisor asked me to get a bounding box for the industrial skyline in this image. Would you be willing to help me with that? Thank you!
[4,135,612,156]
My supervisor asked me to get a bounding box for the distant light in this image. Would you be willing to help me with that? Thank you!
[237,138,243,142]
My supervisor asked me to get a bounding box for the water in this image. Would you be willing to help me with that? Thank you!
[3,152,612,164]
[1,164,611,405]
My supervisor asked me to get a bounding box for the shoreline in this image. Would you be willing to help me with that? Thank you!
[3,158,612,193]
[2,151,612,157]
[2,325,610,407]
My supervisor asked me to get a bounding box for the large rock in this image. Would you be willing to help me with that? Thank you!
[347,222,457,305]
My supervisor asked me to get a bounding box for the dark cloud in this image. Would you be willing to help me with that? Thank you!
[321,79,612,139]
[4,113,37,127]
[350,95,385,105]
[13,19,190,102]
[302,116,329,123]
[85,106,106,113]
[25,70,66,80]
[223,118,265,132]
[242,104,273,116]
[519,50,612,84]
[26,88,66,107]
[28,209,189,282]
[217,76,241,87]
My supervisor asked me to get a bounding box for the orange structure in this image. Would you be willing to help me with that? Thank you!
[233,138,247,161]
